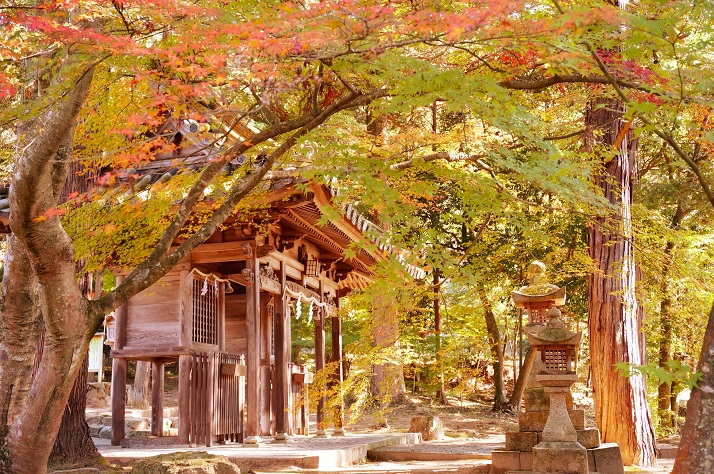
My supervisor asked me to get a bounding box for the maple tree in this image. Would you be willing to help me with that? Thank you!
[2,0,714,473]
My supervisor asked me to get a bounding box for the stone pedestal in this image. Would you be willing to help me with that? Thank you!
[532,441,589,474]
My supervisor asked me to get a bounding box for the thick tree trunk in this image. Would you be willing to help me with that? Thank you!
[370,290,406,404]
[672,302,714,474]
[481,294,507,410]
[585,98,657,466]
[131,362,152,409]
[48,122,104,468]
[0,64,97,474]
[50,355,98,465]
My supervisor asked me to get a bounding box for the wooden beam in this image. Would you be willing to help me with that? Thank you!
[170,241,274,264]
[151,361,165,437]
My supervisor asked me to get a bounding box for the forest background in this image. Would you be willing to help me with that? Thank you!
[2,0,714,473]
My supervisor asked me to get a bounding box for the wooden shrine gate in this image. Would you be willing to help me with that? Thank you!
[183,351,245,446]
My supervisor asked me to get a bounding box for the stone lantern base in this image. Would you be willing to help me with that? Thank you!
[532,441,589,473]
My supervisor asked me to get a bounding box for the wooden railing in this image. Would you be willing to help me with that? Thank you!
[184,351,245,446]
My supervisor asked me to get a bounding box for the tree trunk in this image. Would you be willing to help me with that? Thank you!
[0,63,97,474]
[131,362,152,409]
[49,355,98,465]
[585,98,657,466]
[481,293,507,410]
[671,302,714,474]
[506,346,536,410]
[370,289,406,404]
[434,271,447,404]
[47,122,104,468]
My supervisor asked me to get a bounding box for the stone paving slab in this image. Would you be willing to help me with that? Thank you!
[368,436,503,461]
[96,433,420,471]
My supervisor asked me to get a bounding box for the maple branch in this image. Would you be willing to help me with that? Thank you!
[499,74,643,92]
[544,129,585,140]
[94,88,387,318]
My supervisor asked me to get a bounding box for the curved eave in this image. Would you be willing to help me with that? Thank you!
[511,287,566,308]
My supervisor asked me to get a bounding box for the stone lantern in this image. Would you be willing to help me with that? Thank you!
[525,310,588,473]
[490,261,624,474]
[511,261,566,326]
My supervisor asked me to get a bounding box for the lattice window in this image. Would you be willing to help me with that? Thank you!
[528,308,548,325]
[192,278,219,346]
[543,349,568,372]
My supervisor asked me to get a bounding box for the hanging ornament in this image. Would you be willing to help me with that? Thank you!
[295,294,302,319]
[307,300,314,324]
[201,276,209,296]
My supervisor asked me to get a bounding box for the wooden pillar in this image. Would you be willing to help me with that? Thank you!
[115,275,127,349]
[244,241,263,444]
[151,361,165,437]
[260,292,272,436]
[111,274,127,446]
[178,354,191,444]
[331,296,345,435]
[110,358,127,446]
[273,261,290,441]
[314,280,328,437]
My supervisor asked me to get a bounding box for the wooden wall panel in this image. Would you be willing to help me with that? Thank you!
[225,294,247,354]
[125,275,181,348]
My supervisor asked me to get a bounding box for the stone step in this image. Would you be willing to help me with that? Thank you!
[92,426,179,440]
[656,443,678,459]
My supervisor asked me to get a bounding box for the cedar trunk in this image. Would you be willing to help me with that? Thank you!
[671,302,714,474]
[585,98,657,466]
[131,362,152,409]
[370,291,406,404]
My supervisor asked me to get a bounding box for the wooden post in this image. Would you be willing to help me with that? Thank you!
[206,353,214,447]
[331,296,345,435]
[114,275,127,350]
[273,261,290,441]
[244,241,263,444]
[110,358,127,446]
[314,280,328,437]
[178,354,191,444]
[151,361,165,437]
[260,293,272,436]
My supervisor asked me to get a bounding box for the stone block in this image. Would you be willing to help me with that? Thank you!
[98,426,112,439]
[533,441,589,474]
[577,428,601,449]
[89,425,102,437]
[518,409,584,432]
[491,450,522,474]
[84,415,103,426]
[525,387,575,412]
[590,443,624,474]
[524,387,550,412]
[409,415,444,441]
[519,451,533,469]
[657,443,678,459]
[132,452,240,474]
[125,417,149,431]
[506,431,538,452]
